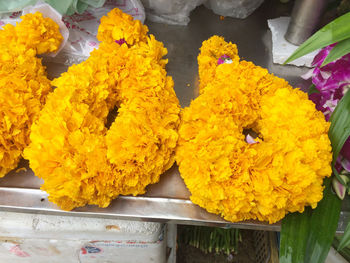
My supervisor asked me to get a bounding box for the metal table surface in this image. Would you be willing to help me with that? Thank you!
[1,0,348,232]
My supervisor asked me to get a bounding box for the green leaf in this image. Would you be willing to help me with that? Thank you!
[308,84,319,95]
[322,38,350,67]
[279,178,342,263]
[326,90,350,186]
[333,235,350,261]
[329,90,350,169]
[338,221,350,251]
[304,178,342,262]
[280,208,312,263]
[284,12,350,64]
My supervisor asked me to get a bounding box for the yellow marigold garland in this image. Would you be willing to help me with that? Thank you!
[24,8,180,211]
[0,13,62,177]
[176,36,332,224]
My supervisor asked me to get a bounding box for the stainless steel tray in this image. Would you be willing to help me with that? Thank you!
[1,0,348,232]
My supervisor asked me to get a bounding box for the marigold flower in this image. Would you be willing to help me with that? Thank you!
[97,8,148,45]
[24,9,180,211]
[0,12,62,177]
[176,36,332,223]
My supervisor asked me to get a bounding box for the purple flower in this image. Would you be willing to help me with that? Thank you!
[115,38,127,45]
[303,44,350,120]
[305,44,350,175]
[311,44,336,67]
[341,155,350,172]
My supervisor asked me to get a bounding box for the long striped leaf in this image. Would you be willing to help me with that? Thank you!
[329,90,350,171]
[280,209,311,263]
[304,178,342,263]
[279,178,342,263]
[338,222,350,251]
[284,12,350,64]
[322,38,350,67]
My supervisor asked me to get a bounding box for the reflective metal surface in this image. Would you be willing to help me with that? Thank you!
[1,1,346,232]
[285,0,328,45]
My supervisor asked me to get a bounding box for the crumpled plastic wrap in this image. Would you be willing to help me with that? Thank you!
[140,0,206,25]
[205,0,264,19]
[0,0,145,65]
[0,0,106,15]
[55,0,145,65]
[140,0,264,25]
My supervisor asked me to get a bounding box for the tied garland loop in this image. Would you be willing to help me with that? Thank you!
[24,8,181,211]
[176,36,332,224]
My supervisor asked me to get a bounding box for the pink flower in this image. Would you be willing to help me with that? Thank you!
[245,134,258,144]
[311,44,336,67]
[217,54,232,65]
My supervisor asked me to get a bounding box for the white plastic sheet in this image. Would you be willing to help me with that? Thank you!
[205,0,264,19]
[140,0,205,25]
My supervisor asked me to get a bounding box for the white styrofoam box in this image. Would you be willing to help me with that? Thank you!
[79,239,165,263]
[0,212,162,241]
[0,237,166,263]
[267,17,319,67]
[166,223,177,263]
[0,239,83,263]
[0,211,166,263]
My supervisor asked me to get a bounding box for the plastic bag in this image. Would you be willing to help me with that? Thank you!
[0,0,145,65]
[140,0,205,25]
[55,0,145,65]
[205,0,264,19]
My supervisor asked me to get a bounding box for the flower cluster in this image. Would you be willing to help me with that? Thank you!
[176,36,332,223]
[304,45,350,174]
[305,44,350,121]
[303,44,350,200]
[24,8,180,211]
[0,13,62,177]
[97,8,148,45]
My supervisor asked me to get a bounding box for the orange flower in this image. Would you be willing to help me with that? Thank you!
[0,12,62,177]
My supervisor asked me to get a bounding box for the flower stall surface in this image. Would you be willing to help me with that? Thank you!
[0,0,347,241]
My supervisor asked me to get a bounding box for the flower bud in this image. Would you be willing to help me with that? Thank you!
[332,175,349,200]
